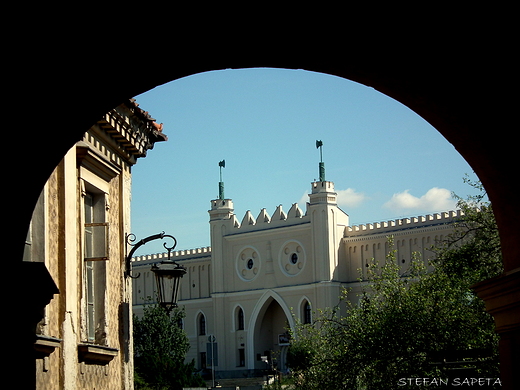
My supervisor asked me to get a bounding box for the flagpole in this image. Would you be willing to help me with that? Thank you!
[218,160,225,200]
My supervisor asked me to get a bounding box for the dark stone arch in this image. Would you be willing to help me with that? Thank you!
[250,293,292,373]
[9,29,518,388]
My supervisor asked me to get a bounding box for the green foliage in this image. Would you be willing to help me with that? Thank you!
[286,179,502,389]
[133,304,206,390]
[433,175,503,285]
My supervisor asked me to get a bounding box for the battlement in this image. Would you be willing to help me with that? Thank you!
[232,203,309,233]
[132,246,212,264]
[131,210,463,264]
[345,210,463,237]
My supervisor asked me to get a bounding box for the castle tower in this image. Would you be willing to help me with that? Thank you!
[308,180,344,282]
[208,160,236,295]
[209,160,234,222]
[209,198,234,222]
[308,142,349,308]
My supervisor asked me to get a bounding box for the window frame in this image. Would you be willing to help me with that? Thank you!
[303,301,312,324]
[81,179,110,345]
[198,313,206,336]
[237,307,245,331]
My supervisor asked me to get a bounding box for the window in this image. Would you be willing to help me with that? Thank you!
[303,301,312,324]
[23,188,46,263]
[23,223,32,261]
[238,348,245,367]
[237,307,244,330]
[176,317,184,329]
[198,313,206,336]
[84,191,108,344]
[200,352,207,369]
[290,253,298,264]
[84,192,109,261]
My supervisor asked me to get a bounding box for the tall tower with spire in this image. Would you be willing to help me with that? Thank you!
[209,160,236,294]
[309,140,337,206]
[316,140,325,182]
[210,159,234,221]
[218,159,225,200]
[307,141,349,307]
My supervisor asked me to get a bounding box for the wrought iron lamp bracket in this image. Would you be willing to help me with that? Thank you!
[124,232,177,278]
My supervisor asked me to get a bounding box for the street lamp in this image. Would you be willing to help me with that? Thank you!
[151,258,186,314]
[125,232,186,313]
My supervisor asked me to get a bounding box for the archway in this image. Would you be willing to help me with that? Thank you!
[10,32,518,389]
[249,291,294,373]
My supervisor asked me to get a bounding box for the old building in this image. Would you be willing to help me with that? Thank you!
[25,100,166,389]
[132,168,459,379]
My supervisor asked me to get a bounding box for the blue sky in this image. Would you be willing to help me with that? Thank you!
[130,68,479,255]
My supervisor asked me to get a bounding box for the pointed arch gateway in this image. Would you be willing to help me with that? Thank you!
[248,290,295,373]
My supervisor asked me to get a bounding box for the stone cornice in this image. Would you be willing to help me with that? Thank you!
[96,99,167,164]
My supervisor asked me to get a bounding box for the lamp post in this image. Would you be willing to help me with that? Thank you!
[151,258,186,314]
[125,232,186,313]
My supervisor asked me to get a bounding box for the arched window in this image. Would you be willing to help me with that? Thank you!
[198,313,206,335]
[237,307,244,330]
[303,301,312,324]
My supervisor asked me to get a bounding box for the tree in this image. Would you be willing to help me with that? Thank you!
[434,176,502,285]
[133,304,206,390]
[287,179,502,389]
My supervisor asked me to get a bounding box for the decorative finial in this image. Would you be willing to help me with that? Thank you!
[218,160,225,200]
[316,140,325,181]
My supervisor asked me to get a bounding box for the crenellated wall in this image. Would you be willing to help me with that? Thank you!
[341,210,461,283]
[132,246,212,264]
[131,210,463,264]
[345,210,463,237]
[230,203,310,234]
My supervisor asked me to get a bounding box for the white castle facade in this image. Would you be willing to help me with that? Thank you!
[132,176,460,379]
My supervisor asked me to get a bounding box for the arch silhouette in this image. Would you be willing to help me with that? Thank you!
[10,32,518,388]
[232,304,245,331]
[196,310,207,336]
[248,290,294,369]
[298,296,313,324]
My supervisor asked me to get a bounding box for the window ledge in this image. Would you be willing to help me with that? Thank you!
[78,343,118,365]
[34,335,62,359]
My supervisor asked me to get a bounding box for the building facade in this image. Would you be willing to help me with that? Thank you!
[132,177,460,379]
[26,100,166,389]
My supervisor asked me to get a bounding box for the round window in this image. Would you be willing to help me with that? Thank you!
[290,253,298,264]
[279,241,306,276]
[236,246,260,281]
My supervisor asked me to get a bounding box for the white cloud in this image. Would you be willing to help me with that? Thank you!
[336,188,367,208]
[383,187,457,214]
[298,188,367,209]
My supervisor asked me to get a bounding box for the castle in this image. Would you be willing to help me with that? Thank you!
[132,160,460,379]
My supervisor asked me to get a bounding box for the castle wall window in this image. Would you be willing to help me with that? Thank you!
[237,348,245,367]
[200,352,207,369]
[303,301,312,324]
[237,307,244,330]
[290,253,298,264]
[198,313,206,336]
